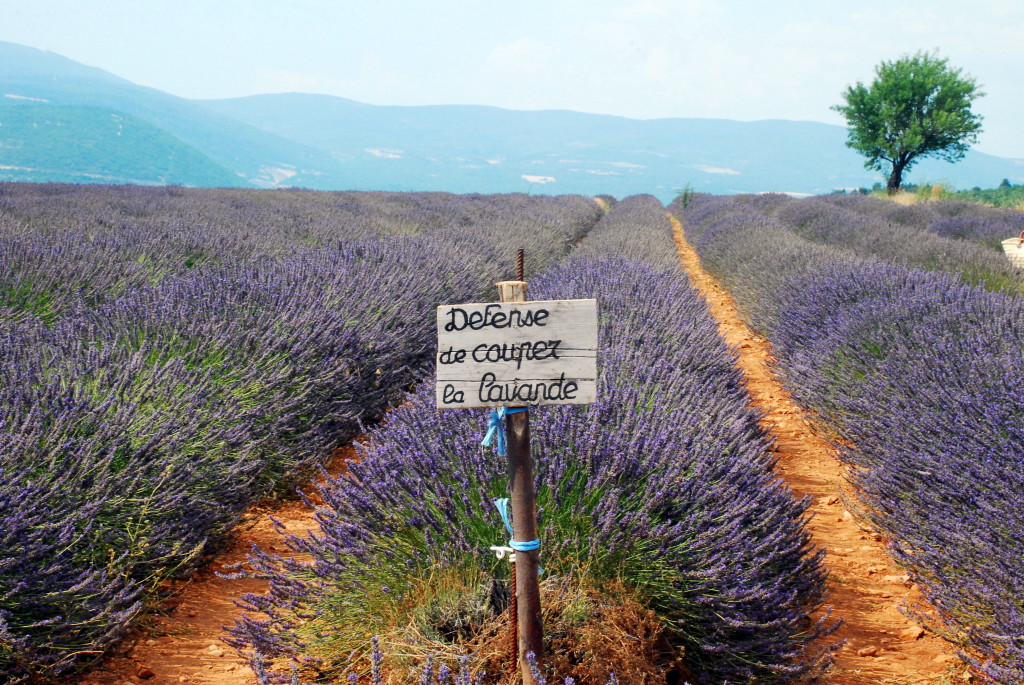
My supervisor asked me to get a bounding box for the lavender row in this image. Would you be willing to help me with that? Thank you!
[770,196,1022,293]
[698,191,1022,293]
[818,193,1024,250]
[0,186,603,682]
[572,193,682,270]
[230,195,833,683]
[677,194,1024,683]
[0,184,601,318]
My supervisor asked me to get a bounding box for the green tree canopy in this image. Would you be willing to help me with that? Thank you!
[833,51,984,194]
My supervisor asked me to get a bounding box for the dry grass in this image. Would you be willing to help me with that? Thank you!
[887,191,920,205]
[539,582,686,685]
[875,184,955,204]
[367,576,685,684]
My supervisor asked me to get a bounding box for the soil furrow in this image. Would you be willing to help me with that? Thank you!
[669,214,960,684]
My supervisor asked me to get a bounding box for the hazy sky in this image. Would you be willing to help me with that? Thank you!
[4,0,1023,158]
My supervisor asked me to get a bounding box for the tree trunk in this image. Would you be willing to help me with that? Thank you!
[887,161,907,195]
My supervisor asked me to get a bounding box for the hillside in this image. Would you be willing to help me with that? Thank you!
[0,41,346,188]
[0,104,243,186]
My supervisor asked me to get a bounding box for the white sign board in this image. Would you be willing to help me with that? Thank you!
[436,299,598,409]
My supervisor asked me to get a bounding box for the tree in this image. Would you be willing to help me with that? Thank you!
[833,51,984,195]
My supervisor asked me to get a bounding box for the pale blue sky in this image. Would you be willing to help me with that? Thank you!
[4,0,1022,158]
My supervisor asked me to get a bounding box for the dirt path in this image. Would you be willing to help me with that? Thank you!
[76,448,356,685]
[670,215,961,684]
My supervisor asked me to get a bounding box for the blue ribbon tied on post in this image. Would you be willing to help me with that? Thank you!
[480,406,528,457]
[493,497,540,552]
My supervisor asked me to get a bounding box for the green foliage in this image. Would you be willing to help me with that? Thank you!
[955,181,1024,208]
[832,51,984,194]
[836,180,1024,209]
[910,183,949,201]
[674,183,696,209]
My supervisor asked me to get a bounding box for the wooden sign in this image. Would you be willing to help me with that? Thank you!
[436,299,598,409]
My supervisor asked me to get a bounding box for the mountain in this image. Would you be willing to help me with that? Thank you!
[0,104,243,186]
[2,41,1023,200]
[0,41,347,188]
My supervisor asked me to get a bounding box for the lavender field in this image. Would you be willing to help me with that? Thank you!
[4,181,1022,684]
[815,193,1024,251]
[675,193,1024,684]
[0,183,603,681]
[0,185,842,684]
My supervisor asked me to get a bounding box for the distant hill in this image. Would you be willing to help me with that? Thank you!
[2,41,1023,200]
[0,41,346,188]
[203,93,1024,200]
[0,104,243,186]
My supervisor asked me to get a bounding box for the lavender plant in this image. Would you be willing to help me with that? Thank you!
[0,185,602,681]
[229,196,834,683]
[676,193,1024,684]
[0,184,602,317]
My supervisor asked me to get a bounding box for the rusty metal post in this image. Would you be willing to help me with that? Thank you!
[509,557,518,674]
[496,268,543,683]
[506,408,542,680]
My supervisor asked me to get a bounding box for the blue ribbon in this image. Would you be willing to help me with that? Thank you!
[480,407,528,457]
[493,497,540,552]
